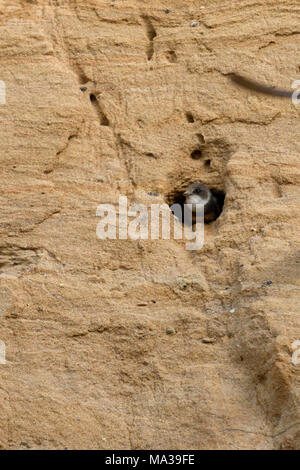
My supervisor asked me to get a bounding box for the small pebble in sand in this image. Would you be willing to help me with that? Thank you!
[229,308,235,313]
[80,86,87,92]
[202,338,215,344]
[166,328,176,335]
[165,9,170,14]
[137,302,148,307]
[191,20,199,27]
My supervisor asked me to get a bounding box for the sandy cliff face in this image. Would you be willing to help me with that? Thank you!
[0,0,300,450]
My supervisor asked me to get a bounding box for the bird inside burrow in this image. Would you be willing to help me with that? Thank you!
[169,182,225,226]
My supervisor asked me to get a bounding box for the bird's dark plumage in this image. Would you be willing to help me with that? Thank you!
[228,73,292,98]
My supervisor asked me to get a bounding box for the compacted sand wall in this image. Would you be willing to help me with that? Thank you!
[0,0,300,449]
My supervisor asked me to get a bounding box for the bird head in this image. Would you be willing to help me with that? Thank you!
[184,183,210,200]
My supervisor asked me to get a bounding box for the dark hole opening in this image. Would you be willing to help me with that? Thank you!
[190,149,203,160]
[90,94,96,102]
[186,112,195,123]
[166,50,177,63]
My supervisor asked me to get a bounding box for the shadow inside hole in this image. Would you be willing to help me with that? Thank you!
[90,93,96,102]
[204,159,211,167]
[191,149,203,160]
[166,50,177,63]
[167,186,225,225]
[186,112,195,123]
[211,188,225,217]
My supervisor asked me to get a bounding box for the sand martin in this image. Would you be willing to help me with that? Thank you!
[184,183,220,224]
[228,73,293,98]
